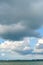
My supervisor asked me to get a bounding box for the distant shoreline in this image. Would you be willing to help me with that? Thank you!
[0,59,43,62]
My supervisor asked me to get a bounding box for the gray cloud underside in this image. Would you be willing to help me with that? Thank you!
[0,0,43,40]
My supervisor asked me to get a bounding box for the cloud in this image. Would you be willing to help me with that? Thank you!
[0,23,40,40]
[0,0,43,25]
[0,0,43,40]
[34,38,43,54]
[0,37,43,60]
[0,37,32,55]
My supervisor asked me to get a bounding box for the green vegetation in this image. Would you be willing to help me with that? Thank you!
[0,59,43,62]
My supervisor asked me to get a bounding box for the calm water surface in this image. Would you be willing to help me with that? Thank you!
[0,61,43,65]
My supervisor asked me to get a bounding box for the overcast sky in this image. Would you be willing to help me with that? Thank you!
[0,0,43,60]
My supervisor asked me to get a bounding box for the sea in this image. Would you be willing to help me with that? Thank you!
[0,61,43,65]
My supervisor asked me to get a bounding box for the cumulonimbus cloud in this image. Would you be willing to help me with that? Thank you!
[0,0,43,40]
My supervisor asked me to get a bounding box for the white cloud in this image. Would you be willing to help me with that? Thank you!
[34,38,43,53]
[38,38,43,44]
[0,37,43,59]
[0,37,32,55]
[0,23,25,34]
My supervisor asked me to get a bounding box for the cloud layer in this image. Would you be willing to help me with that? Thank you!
[0,0,43,40]
[0,0,43,60]
[0,38,43,56]
[0,37,33,55]
[34,38,43,54]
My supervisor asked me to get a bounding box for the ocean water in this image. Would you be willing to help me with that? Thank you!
[0,61,43,65]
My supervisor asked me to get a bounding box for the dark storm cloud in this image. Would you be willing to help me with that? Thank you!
[0,0,43,40]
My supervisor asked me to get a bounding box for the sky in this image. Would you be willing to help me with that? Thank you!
[0,0,43,60]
